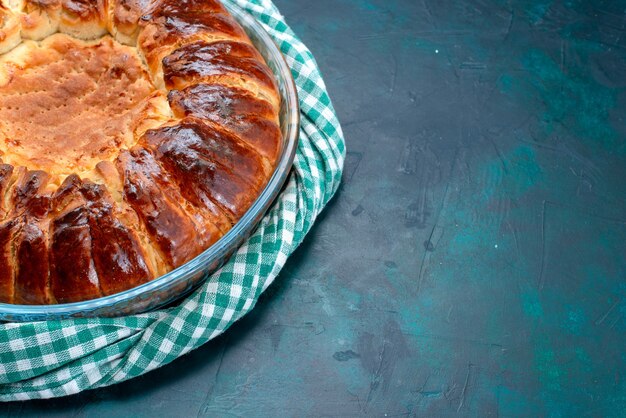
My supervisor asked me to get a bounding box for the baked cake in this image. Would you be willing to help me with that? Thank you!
[0,0,282,304]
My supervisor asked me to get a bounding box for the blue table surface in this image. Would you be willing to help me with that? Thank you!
[2,0,626,416]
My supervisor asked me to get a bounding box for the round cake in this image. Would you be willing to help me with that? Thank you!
[0,0,282,304]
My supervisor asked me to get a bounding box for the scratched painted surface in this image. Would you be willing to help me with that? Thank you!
[2,0,626,416]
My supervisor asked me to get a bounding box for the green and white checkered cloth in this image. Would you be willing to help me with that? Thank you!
[0,0,345,401]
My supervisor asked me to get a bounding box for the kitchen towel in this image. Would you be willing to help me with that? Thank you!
[0,0,345,400]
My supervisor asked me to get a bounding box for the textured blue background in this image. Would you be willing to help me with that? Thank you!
[2,0,626,416]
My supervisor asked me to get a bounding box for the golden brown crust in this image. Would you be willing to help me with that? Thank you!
[141,117,267,222]
[20,0,62,40]
[0,0,282,304]
[137,7,247,86]
[14,222,50,304]
[0,219,19,303]
[162,40,279,108]
[0,163,14,219]
[107,0,157,44]
[1,169,53,304]
[50,203,101,303]
[79,181,152,296]
[116,147,223,268]
[59,0,108,39]
[151,0,225,16]
[168,83,281,164]
[0,34,166,176]
[49,175,152,303]
[0,3,22,54]
[10,169,52,219]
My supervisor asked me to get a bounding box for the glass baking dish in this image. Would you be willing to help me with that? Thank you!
[0,3,300,322]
